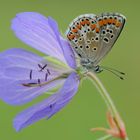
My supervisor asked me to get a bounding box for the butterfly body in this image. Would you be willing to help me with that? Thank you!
[66,13,126,72]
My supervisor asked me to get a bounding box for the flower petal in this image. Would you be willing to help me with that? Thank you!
[11,12,76,68]
[13,72,80,131]
[60,37,76,69]
[0,48,67,105]
[47,17,76,68]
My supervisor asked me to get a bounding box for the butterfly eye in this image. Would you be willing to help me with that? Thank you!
[80,45,83,48]
[75,46,78,49]
[74,39,78,43]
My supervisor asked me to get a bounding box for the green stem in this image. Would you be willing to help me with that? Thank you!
[87,71,117,116]
[86,71,129,140]
[97,135,112,140]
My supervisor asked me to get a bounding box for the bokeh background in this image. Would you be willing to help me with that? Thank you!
[0,0,139,139]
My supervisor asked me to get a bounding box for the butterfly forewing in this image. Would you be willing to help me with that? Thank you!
[66,13,126,68]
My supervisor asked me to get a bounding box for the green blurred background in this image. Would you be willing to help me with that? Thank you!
[0,0,139,139]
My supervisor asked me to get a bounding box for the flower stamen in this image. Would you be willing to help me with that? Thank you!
[22,73,69,87]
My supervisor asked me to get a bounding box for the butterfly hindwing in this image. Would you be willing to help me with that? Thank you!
[93,13,126,65]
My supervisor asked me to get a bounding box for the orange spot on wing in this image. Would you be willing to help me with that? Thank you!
[95,28,100,33]
[80,21,86,26]
[85,20,90,25]
[98,20,103,27]
[112,19,117,25]
[116,21,122,27]
[103,19,107,25]
[90,24,96,30]
[71,28,78,33]
[67,34,75,40]
[76,24,82,30]
[107,18,112,24]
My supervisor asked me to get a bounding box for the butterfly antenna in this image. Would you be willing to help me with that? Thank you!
[101,66,125,80]
[101,66,125,75]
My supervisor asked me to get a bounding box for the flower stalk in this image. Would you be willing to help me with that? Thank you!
[86,71,129,140]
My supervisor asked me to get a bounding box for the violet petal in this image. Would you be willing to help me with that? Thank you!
[13,72,79,131]
[0,48,66,105]
[11,12,66,63]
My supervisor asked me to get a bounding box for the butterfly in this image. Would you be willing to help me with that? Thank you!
[66,13,126,73]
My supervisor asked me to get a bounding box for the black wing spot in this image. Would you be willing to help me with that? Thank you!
[102,30,106,34]
[95,37,99,41]
[91,37,94,41]
[86,45,90,49]
[104,37,109,43]
[79,37,82,41]
[78,53,82,57]
[110,34,114,38]
[106,29,110,32]
[110,30,113,33]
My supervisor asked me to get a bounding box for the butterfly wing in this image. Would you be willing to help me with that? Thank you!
[66,14,101,65]
[66,13,126,67]
[93,13,126,65]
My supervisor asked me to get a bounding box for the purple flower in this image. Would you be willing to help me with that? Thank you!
[0,12,80,131]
